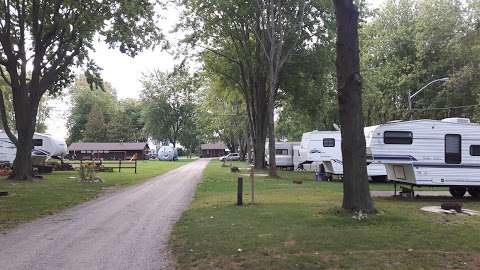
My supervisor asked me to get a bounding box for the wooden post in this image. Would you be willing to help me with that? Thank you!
[135,160,137,174]
[119,159,121,172]
[237,177,243,206]
[250,166,255,204]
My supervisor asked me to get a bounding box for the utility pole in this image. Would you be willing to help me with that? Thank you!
[408,89,412,120]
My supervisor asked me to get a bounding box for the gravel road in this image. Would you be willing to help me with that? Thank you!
[0,159,209,270]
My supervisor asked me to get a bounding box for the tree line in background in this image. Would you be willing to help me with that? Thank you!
[66,0,480,164]
[361,0,480,125]
[67,76,146,144]
[276,0,480,141]
[66,67,202,157]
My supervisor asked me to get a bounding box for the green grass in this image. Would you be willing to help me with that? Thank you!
[0,159,193,232]
[171,161,480,270]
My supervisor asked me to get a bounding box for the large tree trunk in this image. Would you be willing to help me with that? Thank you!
[11,97,38,180]
[333,0,375,212]
[253,126,267,169]
[246,81,269,170]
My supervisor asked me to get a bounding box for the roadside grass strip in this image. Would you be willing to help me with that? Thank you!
[0,159,194,232]
[171,161,480,270]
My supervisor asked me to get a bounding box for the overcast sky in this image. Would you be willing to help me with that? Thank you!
[46,0,386,140]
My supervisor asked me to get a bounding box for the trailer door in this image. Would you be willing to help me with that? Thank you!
[445,134,461,164]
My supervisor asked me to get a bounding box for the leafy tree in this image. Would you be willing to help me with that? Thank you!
[197,76,248,159]
[254,0,309,177]
[107,99,146,142]
[360,0,480,124]
[67,77,117,144]
[276,33,339,140]
[141,66,197,147]
[179,114,201,158]
[180,0,331,172]
[83,106,108,142]
[0,0,162,179]
[181,0,270,169]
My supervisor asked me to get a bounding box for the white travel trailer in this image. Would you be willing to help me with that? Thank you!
[157,145,178,161]
[297,130,387,180]
[265,141,300,170]
[0,131,68,164]
[365,118,480,198]
[296,131,341,172]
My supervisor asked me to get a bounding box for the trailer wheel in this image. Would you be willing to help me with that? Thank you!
[449,186,467,198]
[467,187,480,198]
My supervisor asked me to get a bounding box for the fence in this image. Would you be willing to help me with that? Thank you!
[67,159,138,174]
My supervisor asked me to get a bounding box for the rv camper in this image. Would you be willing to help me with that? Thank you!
[366,118,480,198]
[157,145,178,161]
[298,130,387,180]
[297,131,341,172]
[0,131,68,164]
[265,142,300,170]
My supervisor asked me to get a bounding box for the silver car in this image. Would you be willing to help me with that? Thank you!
[219,153,240,161]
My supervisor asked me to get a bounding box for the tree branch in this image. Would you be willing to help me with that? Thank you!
[0,87,17,145]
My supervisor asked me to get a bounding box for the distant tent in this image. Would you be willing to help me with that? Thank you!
[157,145,178,161]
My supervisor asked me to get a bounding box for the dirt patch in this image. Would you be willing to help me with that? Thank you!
[283,239,297,247]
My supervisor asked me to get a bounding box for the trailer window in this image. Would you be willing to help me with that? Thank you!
[384,131,413,144]
[470,145,480,156]
[445,134,461,164]
[276,149,289,155]
[323,138,335,147]
[33,139,43,146]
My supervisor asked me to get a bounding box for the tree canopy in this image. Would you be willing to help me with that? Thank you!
[141,66,198,148]
[67,76,145,144]
[0,0,163,179]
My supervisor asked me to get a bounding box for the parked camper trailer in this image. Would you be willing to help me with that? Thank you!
[366,118,480,198]
[296,131,340,172]
[265,142,300,169]
[157,146,178,161]
[0,131,68,164]
[298,130,387,180]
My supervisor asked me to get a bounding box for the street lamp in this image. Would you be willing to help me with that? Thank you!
[408,77,449,120]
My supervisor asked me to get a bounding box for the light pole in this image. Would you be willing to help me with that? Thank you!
[408,77,449,120]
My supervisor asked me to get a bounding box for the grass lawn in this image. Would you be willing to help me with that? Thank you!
[0,159,194,232]
[171,161,480,270]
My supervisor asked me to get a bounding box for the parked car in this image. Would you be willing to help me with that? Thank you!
[219,153,240,161]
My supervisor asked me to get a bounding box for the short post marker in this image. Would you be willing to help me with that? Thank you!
[237,177,243,206]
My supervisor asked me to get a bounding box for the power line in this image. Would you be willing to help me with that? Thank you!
[394,104,480,112]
